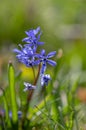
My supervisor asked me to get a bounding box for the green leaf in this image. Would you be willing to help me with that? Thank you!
[3,90,11,127]
[8,61,18,123]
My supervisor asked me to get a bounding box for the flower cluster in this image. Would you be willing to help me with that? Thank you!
[14,27,56,90]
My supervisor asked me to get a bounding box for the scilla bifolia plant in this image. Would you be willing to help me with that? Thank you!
[14,27,56,129]
[0,27,56,130]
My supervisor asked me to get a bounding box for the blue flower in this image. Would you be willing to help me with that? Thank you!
[17,111,22,119]
[9,111,22,119]
[13,27,57,92]
[41,74,51,87]
[24,82,36,91]
[36,49,57,74]
[13,44,37,67]
[22,27,44,51]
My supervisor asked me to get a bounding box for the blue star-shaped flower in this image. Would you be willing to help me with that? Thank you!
[41,74,51,87]
[24,82,36,91]
[13,44,37,67]
[36,49,57,74]
[22,27,44,51]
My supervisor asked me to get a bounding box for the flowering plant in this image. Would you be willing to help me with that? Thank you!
[13,27,56,128]
[14,27,56,93]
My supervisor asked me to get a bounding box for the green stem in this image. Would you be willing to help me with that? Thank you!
[21,64,41,129]
[31,66,35,80]
[27,64,41,102]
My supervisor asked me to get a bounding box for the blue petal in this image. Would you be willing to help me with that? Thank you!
[47,51,56,58]
[25,31,31,36]
[40,63,46,74]
[35,53,42,58]
[24,44,31,48]
[26,43,33,47]
[47,59,57,66]
[22,37,31,43]
[37,31,42,40]
[25,30,34,37]
[25,27,40,36]
[34,60,40,65]
[41,49,46,56]
[33,46,37,53]
[33,26,40,35]
[38,42,44,45]
[13,49,21,54]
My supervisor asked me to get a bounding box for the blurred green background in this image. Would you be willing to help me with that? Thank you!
[0,0,86,82]
[0,1,86,129]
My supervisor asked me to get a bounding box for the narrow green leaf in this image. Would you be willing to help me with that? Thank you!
[3,92,11,127]
[8,61,18,123]
[0,88,9,123]
[0,87,11,128]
